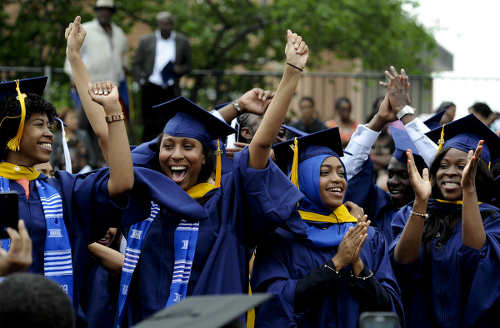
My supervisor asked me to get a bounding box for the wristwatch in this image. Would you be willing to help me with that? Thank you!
[396,105,415,120]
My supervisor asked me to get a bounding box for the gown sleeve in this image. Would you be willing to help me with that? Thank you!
[461,207,500,326]
[233,148,304,238]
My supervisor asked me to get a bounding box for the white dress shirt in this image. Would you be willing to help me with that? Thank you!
[148,30,176,87]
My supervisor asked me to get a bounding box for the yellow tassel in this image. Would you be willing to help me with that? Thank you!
[436,124,446,155]
[289,138,299,189]
[488,161,491,171]
[7,80,27,152]
[246,249,257,328]
[214,139,222,188]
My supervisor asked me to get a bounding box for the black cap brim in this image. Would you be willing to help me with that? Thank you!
[133,294,271,328]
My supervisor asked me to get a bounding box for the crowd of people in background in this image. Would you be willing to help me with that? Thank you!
[0,1,500,328]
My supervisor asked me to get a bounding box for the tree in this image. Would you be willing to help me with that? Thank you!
[1,0,435,105]
[115,0,436,103]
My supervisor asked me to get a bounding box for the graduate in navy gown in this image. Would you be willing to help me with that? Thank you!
[114,30,310,327]
[344,67,434,244]
[0,72,133,328]
[251,128,403,328]
[391,113,500,328]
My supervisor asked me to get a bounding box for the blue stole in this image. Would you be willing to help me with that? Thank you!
[115,201,160,328]
[0,177,74,301]
[115,201,201,327]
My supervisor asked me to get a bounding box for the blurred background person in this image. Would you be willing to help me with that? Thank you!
[469,101,494,126]
[51,107,99,172]
[34,162,55,178]
[288,96,326,137]
[325,96,359,147]
[132,11,192,141]
[64,0,129,160]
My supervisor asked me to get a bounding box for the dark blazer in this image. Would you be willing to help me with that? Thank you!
[132,31,192,85]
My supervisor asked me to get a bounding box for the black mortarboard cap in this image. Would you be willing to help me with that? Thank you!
[154,96,236,147]
[0,76,47,103]
[273,127,343,173]
[389,126,422,163]
[133,294,271,328]
[281,124,308,137]
[426,113,500,163]
[423,109,446,130]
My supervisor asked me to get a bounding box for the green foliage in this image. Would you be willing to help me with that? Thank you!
[116,0,436,103]
[0,0,436,106]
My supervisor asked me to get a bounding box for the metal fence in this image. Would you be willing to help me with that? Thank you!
[0,65,435,130]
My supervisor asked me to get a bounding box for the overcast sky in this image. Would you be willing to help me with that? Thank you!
[406,0,500,116]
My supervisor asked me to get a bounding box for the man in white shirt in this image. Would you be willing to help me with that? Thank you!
[132,11,192,141]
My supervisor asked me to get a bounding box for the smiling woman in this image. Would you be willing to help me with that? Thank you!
[0,76,134,323]
[391,114,500,328]
[251,127,403,328]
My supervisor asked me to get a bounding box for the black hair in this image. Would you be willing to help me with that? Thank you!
[153,133,216,185]
[334,96,351,110]
[0,93,57,161]
[422,148,495,248]
[299,96,315,107]
[0,273,75,328]
[470,102,493,119]
[437,101,455,112]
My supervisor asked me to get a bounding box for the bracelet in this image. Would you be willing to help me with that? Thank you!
[324,263,340,275]
[350,270,374,281]
[286,62,303,72]
[105,112,125,123]
[232,101,243,116]
[411,210,429,219]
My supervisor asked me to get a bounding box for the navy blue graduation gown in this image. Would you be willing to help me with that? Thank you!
[81,258,119,328]
[120,147,303,326]
[251,222,403,328]
[345,158,397,244]
[390,201,500,327]
[7,169,124,324]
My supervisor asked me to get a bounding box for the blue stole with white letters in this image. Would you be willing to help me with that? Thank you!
[115,201,160,328]
[0,177,74,301]
[114,201,201,327]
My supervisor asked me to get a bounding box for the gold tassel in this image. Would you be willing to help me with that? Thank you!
[214,139,222,188]
[436,124,446,155]
[289,138,299,189]
[7,80,27,152]
[488,161,491,171]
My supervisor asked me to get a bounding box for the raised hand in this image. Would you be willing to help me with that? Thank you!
[237,88,274,116]
[285,30,309,71]
[88,81,121,114]
[0,220,32,276]
[461,140,483,193]
[379,66,411,113]
[65,16,87,58]
[407,149,431,202]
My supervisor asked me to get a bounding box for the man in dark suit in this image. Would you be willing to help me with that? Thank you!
[132,11,192,141]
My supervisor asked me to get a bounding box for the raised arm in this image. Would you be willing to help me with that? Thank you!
[381,66,437,166]
[394,150,431,263]
[88,82,133,197]
[249,30,309,169]
[461,141,486,249]
[65,16,109,160]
